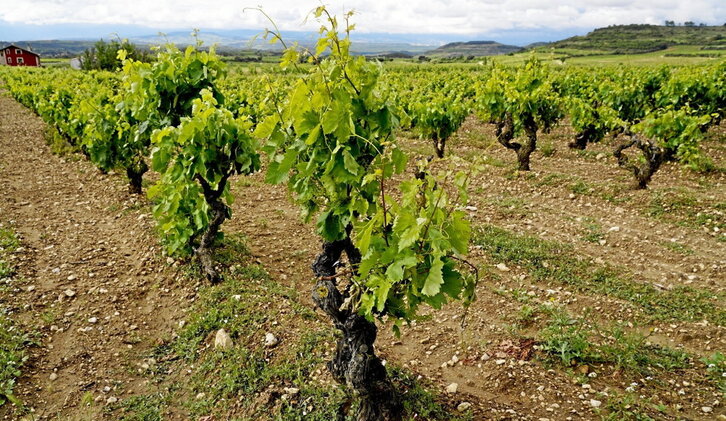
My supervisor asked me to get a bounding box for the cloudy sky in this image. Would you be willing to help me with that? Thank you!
[1,1,724,44]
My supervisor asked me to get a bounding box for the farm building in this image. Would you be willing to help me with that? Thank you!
[0,44,41,66]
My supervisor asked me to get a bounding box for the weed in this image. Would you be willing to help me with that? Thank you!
[701,352,725,393]
[570,180,592,196]
[0,311,30,407]
[538,309,595,365]
[580,218,605,243]
[540,142,556,157]
[112,393,167,421]
[661,241,694,255]
[599,392,656,421]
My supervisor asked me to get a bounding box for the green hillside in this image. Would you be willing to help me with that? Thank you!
[424,40,522,58]
[542,24,726,54]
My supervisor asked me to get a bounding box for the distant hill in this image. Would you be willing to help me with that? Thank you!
[544,24,726,54]
[424,40,522,57]
[2,33,435,58]
[0,40,96,57]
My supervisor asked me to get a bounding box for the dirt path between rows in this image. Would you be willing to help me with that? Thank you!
[0,91,193,420]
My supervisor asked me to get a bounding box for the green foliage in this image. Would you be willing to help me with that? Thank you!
[256,9,475,324]
[83,42,227,190]
[475,58,561,134]
[149,90,260,255]
[633,107,713,171]
[80,38,149,71]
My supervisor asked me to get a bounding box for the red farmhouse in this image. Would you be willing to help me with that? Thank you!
[0,44,41,67]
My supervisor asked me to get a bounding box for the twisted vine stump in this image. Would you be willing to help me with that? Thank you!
[195,174,231,284]
[495,113,537,171]
[312,239,401,421]
[613,135,665,189]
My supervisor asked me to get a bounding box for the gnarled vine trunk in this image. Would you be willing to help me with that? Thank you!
[432,133,446,159]
[613,135,665,189]
[312,239,401,421]
[495,113,537,171]
[569,125,602,150]
[126,160,148,195]
[195,174,231,284]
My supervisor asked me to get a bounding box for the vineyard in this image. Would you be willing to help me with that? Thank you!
[0,10,724,421]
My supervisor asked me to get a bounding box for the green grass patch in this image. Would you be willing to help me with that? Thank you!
[570,180,593,196]
[473,225,725,324]
[647,191,725,233]
[0,311,30,407]
[661,241,695,256]
[134,236,470,420]
[701,352,725,394]
[0,227,19,279]
[114,393,168,421]
[579,218,605,243]
[0,225,29,408]
[530,306,690,377]
[599,392,660,421]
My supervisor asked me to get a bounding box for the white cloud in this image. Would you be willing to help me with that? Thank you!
[2,0,724,34]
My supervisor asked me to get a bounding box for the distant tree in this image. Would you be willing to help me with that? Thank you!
[664,20,675,27]
[699,23,707,27]
[81,39,149,71]
[684,21,696,27]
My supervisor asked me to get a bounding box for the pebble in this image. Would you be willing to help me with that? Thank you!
[214,329,233,350]
[702,407,712,413]
[495,263,510,272]
[63,289,76,297]
[106,396,118,404]
[283,387,299,395]
[265,332,279,348]
[446,383,458,394]
[49,372,57,381]
[590,399,601,408]
[457,402,472,411]
[88,317,98,324]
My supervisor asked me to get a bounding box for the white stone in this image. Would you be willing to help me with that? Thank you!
[457,402,472,411]
[63,289,76,297]
[49,372,58,381]
[446,383,458,394]
[214,329,233,350]
[590,399,601,408]
[283,387,300,395]
[702,407,712,413]
[265,332,279,347]
[496,263,510,272]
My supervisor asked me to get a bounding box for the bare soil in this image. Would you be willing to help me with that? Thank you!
[1,93,724,420]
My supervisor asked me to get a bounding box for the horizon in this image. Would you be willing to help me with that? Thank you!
[1,1,724,48]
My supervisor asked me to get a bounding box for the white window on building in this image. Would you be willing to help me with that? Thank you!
[5,49,10,55]
[17,57,24,64]
[7,57,11,64]
[15,49,21,55]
